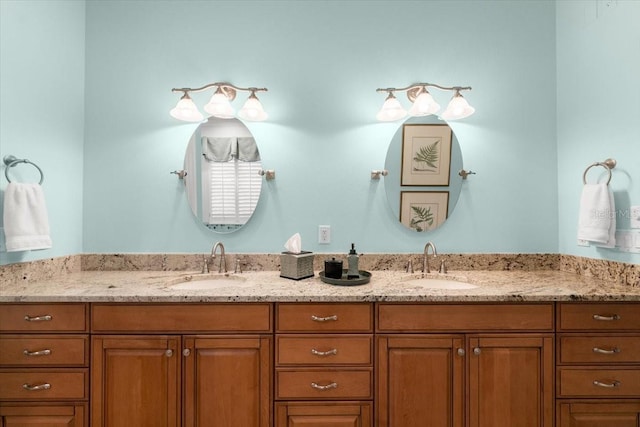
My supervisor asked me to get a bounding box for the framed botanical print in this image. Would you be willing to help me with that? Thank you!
[401,124,452,186]
[400,191,449,232]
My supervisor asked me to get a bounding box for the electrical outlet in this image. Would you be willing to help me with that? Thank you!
[318,225,331,244]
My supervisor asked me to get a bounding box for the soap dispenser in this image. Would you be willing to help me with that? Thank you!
[346,243,360,279]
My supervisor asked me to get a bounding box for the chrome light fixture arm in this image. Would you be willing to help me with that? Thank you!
[376,83,472,101]
[171,82,268,102]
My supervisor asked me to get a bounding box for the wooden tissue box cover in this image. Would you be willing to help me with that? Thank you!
[280,251,314,280]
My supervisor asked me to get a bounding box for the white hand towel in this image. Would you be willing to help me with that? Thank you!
[3,183,52,252]
[577,183,616,246]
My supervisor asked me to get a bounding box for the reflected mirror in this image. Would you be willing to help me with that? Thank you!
[184,117,262,233]
[384,116,463,232]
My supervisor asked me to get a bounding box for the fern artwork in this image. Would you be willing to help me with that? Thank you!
[412,140,440,172]
[409,204,434,232]
[401,124,452,186]
[400,191,449,232]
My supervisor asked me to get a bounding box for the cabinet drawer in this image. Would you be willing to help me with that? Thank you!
[277,304,373,332]
[92,303,272,332]
[558,303,640,331]
[0,304,88,333]
[377,303,553,332]
[276,368,373,400]
[276,335,372,366]
[558,335,640,364]
[558,368,640,397]
[0,335,88,367]
[0,369,88,400]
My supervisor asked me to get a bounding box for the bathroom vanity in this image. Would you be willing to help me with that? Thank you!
[1,269,639,426]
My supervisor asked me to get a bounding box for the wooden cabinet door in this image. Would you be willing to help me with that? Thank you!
[558,402,640,427]
[91,335,180,427]
[0,404,86,427]
[468,335,553,427]
[377,335,464,427]
[275,402,372,427]
[183,336,271,427]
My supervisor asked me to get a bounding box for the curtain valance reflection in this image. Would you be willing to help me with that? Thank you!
[202,137,260,162]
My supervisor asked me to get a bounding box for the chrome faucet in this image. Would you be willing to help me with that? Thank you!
[210,242,227,273]
[422,242,437,276]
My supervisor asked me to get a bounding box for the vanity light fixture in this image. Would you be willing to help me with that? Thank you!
[170,82,268,122]
[376,83,474,122]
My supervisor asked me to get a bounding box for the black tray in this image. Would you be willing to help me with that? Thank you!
[319,270,371,286]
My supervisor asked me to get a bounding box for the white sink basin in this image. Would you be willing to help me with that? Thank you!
[401,276,478,290]
[167,274,250,290]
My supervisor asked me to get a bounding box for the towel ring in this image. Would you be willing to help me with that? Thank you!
[582,158,616,185]
[3,155,44,185]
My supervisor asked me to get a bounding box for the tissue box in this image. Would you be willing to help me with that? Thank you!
[280,251,314,280]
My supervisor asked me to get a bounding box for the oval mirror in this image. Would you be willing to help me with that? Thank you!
[384,116,464,232]
[184,117,263,233]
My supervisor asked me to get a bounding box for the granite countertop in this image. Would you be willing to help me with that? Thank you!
[1,269,639,303]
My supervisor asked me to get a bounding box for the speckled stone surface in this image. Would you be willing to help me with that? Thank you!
[1,253,637,303]
[560,255,639,286]
[80,253,560,273]
[2,268,639,303]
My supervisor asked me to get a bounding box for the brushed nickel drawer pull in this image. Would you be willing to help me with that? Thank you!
[592,346,620,354]
[593,380,621,388]
[23,383,51,391]
[593,314,620,321]
[23,349,52,357]
[24,315,52,322]
[311,382,338,390]
[311,348,338,357]
[311,315,338,322]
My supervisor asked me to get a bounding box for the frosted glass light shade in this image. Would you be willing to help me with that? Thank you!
[441,93,475,120]
[204,91,235,119]
[408,91,440,117]
[238,94,268,121]
[169,95,204,122]
[376,94,407,121]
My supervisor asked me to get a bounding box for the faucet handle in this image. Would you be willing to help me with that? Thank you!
[234,258,242,274]
[405,260,414,273]
[439,260,447,274]
[201,255,209,274]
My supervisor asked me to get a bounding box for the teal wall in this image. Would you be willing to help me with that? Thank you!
[556,0,640,265]
[82,0,558,255]
[4,1,635,265]
[0,0,85,265]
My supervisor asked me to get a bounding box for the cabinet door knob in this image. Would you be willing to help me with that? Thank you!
[311,382,338,391]
[592,314,620,321]
[311,348,338,357]
[311,315,338,322]
[592,346,620,354]
[23,383,51,391]
[182,348,191,357]
[165,349,174,357]
[593,380,620,388]
[23,349,52,357]
[24,315,52,322]
[473,347,481,356]
[457,348,465,357]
